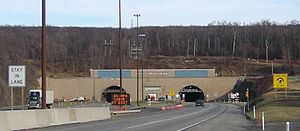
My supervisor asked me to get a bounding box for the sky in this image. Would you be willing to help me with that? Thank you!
[0,0,299,27]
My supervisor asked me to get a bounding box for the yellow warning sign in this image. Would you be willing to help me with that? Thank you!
[273,74,288,89]
[169,90,175,96]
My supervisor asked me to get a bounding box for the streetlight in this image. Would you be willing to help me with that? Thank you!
[134,14,141,106]
[118,0,123,111]
[139,34,146,100]
[139,33,146,101]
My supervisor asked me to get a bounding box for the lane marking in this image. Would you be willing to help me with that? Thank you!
[177,104,227,131]
[123,103,213,130]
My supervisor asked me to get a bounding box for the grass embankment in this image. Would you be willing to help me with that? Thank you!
[246,78,300,122]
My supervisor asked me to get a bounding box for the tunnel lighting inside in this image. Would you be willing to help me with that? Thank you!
[179,85,204,102]
[102,86,127,103]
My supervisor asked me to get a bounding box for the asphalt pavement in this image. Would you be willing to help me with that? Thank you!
[186,104,255,131]
[29,103,256,131]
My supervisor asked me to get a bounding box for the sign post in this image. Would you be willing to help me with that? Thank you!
[21,87,24,110]
[169,90,175,96]
[8,65,26,110]
[246,88,249,111]
[169,90,175,101]
[11,87,13,110]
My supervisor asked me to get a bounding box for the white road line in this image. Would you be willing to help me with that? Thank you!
[177,104,227,131]
[123,103,213,130]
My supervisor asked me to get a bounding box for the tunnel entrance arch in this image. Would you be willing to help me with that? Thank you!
[179,85,205,102]
[101,86,127,103]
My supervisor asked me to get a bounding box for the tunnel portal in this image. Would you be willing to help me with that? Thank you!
[179,85,205,102]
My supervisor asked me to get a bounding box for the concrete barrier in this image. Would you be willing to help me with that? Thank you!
[52,108,75,125]
[50,109,71,125]
[101,107,110,119]
[76,108,99,122]
[20,110,37,129]
[0,111,9,131]
[0,107,111,131]
[76,107,111,122]
[68,108,78,122]
[35,109,53,127]
[5,110,37,130]
[6,110,24,130]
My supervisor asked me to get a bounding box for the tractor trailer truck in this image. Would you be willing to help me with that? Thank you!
[27,89,54,109]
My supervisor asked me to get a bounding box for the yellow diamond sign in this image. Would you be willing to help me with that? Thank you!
[273,74,288,89]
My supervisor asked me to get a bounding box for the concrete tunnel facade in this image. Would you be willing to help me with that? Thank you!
[47,69,240,102]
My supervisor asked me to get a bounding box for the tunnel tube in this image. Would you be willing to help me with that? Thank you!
[179,85,205,102]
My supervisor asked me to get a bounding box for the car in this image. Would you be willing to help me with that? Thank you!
[158,96,165,101]
[67,96,86,102]
[195,99,205,107]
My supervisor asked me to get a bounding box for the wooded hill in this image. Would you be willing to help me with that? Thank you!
[0,20,299,106]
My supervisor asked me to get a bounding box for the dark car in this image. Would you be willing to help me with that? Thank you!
[195,99,205,107]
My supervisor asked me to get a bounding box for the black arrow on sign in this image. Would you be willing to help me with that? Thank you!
[277,78,284,83]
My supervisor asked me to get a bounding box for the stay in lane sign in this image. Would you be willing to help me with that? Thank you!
[8,65,26,87]
[273,74,288,89]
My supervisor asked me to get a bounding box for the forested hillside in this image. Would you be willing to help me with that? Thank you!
[0,20,299,106]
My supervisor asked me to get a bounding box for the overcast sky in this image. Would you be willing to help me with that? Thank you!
[0,0,299,27]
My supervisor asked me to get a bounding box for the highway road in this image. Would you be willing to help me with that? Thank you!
[30,103,254,131]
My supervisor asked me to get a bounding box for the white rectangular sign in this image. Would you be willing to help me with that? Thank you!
[8,65,26,87]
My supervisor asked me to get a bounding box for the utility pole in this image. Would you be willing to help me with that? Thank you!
[104,40,107,56]
[109,40,113,57]
[134,14,141,106]
[187,39,190,57]
[265,38,269,63]
[41,0,47,109]
[193,38,196,57]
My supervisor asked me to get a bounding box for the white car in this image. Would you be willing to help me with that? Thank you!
[67,96,86,102]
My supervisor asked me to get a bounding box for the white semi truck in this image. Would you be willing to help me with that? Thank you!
[27,89,54,109]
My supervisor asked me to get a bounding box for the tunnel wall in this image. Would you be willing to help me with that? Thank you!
[47,77,240,102]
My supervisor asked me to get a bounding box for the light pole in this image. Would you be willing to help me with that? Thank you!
[118,0,123,110]
[134,14,140,106]
[139,34,145,101]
